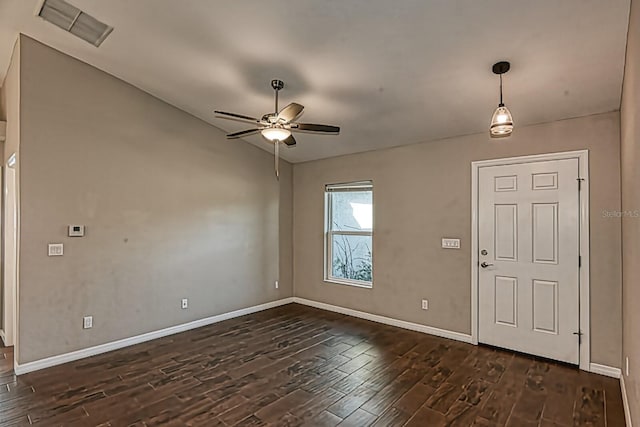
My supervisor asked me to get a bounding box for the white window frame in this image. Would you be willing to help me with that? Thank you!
[324,181,373,288]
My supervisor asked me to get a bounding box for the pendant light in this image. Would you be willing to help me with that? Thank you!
[490,61,514,138]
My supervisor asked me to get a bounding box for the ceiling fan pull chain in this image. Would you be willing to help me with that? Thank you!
[274,140,280,180]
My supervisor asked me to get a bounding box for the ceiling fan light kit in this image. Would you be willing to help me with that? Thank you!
[214,79,340,178]
[490,61,514,138]
[261,127,291,142]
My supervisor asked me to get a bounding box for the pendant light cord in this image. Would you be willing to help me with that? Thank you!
[499,74,504,107]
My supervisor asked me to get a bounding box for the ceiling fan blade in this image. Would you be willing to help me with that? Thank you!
[214,110,261,123]
[294,123,340,133]
[277,103,304,123]
[283,134,297,146]
[226,128,261,139]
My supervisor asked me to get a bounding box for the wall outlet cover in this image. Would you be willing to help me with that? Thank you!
[181,299,188,309]
[421,299,429,310]
[83,316,93,329]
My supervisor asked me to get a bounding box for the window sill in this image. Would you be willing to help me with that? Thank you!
[324,278,373,289]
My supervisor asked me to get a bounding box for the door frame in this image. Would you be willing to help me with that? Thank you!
[471,150,590,371]
[2,153,18,350]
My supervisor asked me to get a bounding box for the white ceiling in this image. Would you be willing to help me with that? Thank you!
[0,0,631,163]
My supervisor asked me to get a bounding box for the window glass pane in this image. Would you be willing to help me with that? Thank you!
[330,191,372,231]
[331,234,372,282]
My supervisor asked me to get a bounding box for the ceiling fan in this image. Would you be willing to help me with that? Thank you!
[214,79,340,178]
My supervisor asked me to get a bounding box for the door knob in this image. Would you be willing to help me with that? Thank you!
[480,262,494,268]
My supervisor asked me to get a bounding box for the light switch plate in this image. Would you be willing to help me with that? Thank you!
[48,243,64,256]
[442,238,460,249]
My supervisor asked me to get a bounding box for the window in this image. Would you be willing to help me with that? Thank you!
[325,181,373,287]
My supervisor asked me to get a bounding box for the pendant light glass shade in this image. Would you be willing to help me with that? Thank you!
[261,127,291,141]
[490,105,513,137]
[490,61,514,138]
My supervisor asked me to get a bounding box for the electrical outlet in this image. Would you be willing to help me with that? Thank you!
[275,280,279,289]
[421,299,429,310]
[181,298,188,309]
[83,316,93,329]
[626,356,629,377]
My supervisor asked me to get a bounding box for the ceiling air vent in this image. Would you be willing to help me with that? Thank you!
[38,0,113,47]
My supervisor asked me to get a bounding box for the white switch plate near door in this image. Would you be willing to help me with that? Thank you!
[48,243,64,256]
[442,238,460,249]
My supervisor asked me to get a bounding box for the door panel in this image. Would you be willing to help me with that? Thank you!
[532,172,558,190]
[532,279,558,334]
[532,203,558,264]
[494,276,518,327]
[478,158,580,364]
[494,175,518,192]
[495,204,518,261]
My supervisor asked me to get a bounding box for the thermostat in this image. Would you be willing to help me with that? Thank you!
[68,225,85,237]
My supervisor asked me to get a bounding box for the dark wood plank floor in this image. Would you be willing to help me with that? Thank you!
[0,304,626,426]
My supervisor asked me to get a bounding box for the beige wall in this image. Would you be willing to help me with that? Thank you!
[3,38,20,162]
[16,35,293,364]
[294,111,622,367]
[621,0,640,423]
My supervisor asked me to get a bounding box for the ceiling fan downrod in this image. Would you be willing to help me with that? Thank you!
[271,79,284,180]
[271,79,284,115]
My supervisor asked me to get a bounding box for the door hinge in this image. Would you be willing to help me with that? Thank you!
[573,330,584,344]
[579,255,582,268]
[577,177,585,190]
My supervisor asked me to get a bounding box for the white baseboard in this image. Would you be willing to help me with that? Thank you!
[13,296,619,389]
[14,297,295,375]
[621,375,633,427]
[292,297,474,344]
[589,363,622,378]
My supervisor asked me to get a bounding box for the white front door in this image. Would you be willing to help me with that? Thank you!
[478,158,580,364]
